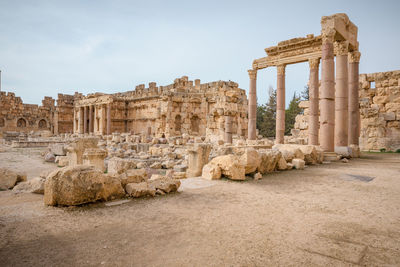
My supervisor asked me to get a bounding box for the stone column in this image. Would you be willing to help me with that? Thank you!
[276,64,286,144]
[348,51,361,146]
[308,58,320,145]
[224,114,232,144]
[89,105,94,133]
[99,105,104,135]
[320,31,335,152]
[73,109,76,133]
[335,41,349,147]
[107,103,111,135]
[248,69,257,140]
[79,107,84,134]
[83,106,88,134]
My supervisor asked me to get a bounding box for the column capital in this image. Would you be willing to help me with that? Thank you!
[308,58,320,69]
[321,29,335,44]
[348,51,361,63]
[248,69,257,80]
[334,41,349,56]
[277,64,286,75]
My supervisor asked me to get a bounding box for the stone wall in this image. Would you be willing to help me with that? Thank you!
[293,70,400,151]
[74,76,248,141]
[0,91,74,137]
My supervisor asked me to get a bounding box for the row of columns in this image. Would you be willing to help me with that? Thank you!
[74,103,112,135]
[247,40,360,152]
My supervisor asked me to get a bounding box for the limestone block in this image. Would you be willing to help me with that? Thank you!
[277,157,287,171]
[258,149,282,174]
[239,147,261,174]
[292,159,305,170]
[12,177,45,194]
[125,182,155,197]
[272,144,304,162]
[0,168,27,190]
[201,163,221,180]
[186,143,211,177]
[118,169,148,187]
[209,154,245,180]
[383,112,396,121]
[373,95,389,104]
[107,157,137,175]
[147,177,181,193]
[83,148,107,172]
[50,144,66,156]
[44,165,125,206]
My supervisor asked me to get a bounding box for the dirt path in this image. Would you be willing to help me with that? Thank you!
[1,152,400,266]
[0,147,58,179]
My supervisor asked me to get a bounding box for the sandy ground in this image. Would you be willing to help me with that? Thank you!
[0,148,400,266]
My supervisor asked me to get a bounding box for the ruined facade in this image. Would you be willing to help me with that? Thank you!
[248,13,360,154]
[73,76,248,141]
[294,70,400,151]
[0,91,74,137]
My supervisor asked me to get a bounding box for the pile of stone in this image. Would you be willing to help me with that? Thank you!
[201,144,324,181]
[43,165,180,206]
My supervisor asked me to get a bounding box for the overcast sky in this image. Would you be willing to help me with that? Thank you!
[0,0,399,106]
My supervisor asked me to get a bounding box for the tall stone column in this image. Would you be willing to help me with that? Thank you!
[89,105,93,133]
[248,69,257,140]
[224,114,232,144]
[73,109,77,133]
[320,31,335,152]
[79,107,84,134]
[276,64,286,144]
[99,105,105,135]
[348,51,361,145]
[83,106,88,134]
[308,58,320,145]
[107,103,111,135]
[335,41,349,147]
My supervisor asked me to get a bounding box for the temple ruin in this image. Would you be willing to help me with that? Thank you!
[248,13,361,157]
[72,76,248,142]
[0,91,74,139]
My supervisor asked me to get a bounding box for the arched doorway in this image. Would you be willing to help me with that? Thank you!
[38,119,47,128]
[17,118,27,128]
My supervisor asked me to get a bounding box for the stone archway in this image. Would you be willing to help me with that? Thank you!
[191,115,200,134]
[0,118,4,127]
[17,118,27,128]
[38,119,47,128]
[175,115,182,133]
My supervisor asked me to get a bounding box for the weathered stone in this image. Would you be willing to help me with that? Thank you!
[107,157,136,175]
[147,177,181,193]
[253,172,262,180]
[0,168,27,190]
[292,158,305,170]
[239,147,261,174]
[49,144,66,156]
[201,163,221,180]
[258,149,282,174]
[125,182,155,197]
[12,177,45,194]
[83,148,107,172]
[119,169,148,187]
[186,143,212,178]
[44,152,56,163]
[44,165,125,206]
[209,154,245,180]
[65,137,99,166]
[272,144,304,162]
[277,157,287,170]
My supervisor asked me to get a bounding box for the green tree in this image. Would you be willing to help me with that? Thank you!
[300,85,309,101]
[285,92,302,135]
[256,86,276,137]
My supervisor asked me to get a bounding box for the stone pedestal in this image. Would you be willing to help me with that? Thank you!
[348,51,361,145]
[186,143,211,178]
[276,65,286,144]
[248,69,257,140]
[83,148,107,172]
[308,58,320,145]
[320,32,335,152]
[66,137,99,166]
[335,41,349,147]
